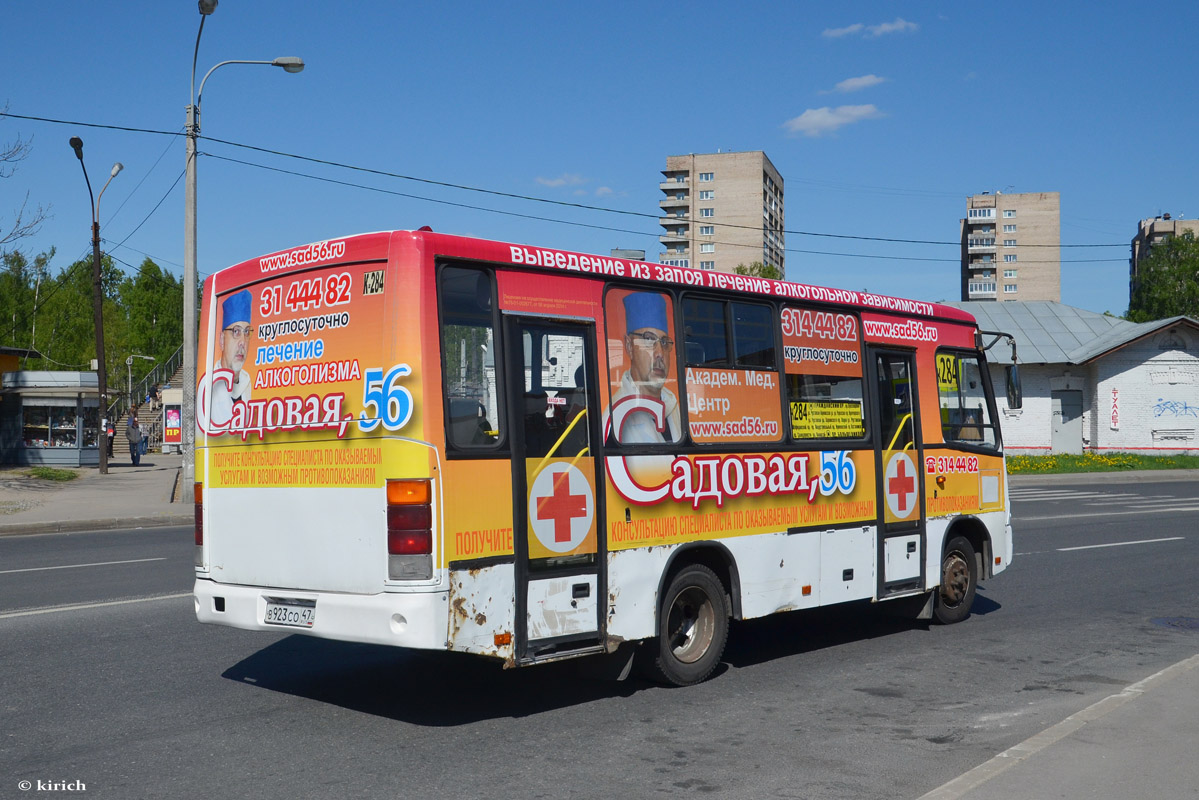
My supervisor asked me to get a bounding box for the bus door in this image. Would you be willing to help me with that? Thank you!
[868,349,926,598]
[505,317,605,661]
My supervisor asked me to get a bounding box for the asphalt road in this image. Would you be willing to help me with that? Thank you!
[2,478,1197,800]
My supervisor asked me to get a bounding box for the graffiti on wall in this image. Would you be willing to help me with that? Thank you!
[1153,398,1199,418]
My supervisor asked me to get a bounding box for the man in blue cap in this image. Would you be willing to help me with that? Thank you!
[211,290,254,419]
[611,291,680,444]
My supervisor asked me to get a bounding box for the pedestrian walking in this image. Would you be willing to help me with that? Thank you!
[126,411,142,466]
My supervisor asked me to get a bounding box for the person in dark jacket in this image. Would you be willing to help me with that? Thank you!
[126,412,141,466]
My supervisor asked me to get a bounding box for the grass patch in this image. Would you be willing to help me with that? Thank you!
[1007,453,1199,474]
[28,466,79,482]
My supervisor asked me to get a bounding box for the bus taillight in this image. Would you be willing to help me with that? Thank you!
[386,479,433,580]
[194,482,204,567]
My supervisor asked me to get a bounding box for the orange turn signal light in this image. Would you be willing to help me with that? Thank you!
[494,632,512,647]
[387,479,431,505]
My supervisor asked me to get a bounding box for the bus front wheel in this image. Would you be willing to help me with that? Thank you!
[934,535,977,625]
[650,564,729,686]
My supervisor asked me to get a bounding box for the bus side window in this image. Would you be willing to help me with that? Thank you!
[439,265,501,449]
[782,305,867,442]
[681,297,783,445]
[937,351,998,449]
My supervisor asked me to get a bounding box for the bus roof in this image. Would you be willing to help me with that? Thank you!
[214,229,977,326]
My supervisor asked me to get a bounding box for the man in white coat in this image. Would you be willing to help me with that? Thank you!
[208,289,254,427]
[609,292,681,445]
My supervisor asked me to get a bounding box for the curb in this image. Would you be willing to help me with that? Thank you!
[0,514,193,537]
[916,653,1199,800]
[1009,468,1199,487]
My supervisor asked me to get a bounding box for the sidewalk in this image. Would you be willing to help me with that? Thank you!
[0,458,190,536]
[919,652,1199,799]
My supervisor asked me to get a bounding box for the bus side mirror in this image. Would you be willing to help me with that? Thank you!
[1006,365,1023,410]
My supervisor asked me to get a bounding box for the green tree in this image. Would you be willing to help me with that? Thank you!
[1128,231,1199,322]
[734,261,784,280]
[118,258,183,367]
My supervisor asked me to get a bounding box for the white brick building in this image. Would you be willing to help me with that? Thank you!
[950,302,1199,455]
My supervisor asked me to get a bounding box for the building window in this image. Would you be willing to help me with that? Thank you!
[700,225,714,236]
[699,190,714,200]
[968,281,996,294]
[1004,284,1018,294]
[701,208,715,218]
[968,209,995,220]
[700,243,715,253]
[1003,269,1018,278]
[699,172,714,182]
[674,210,685,217]
[968,237,995,247]
[1004,254,1018,262]
[661,258,690,268]
[1003,224,1017,233]
[700,261,715,270]
[675,175,686,183]
[1003,209,1016,218]
[1004,239,1017,247]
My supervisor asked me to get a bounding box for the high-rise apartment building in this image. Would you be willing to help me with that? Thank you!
[659,151,784,275]
[960,191,1060,302]
[1129,214,1199,299]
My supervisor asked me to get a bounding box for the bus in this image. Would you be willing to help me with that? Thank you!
[193,229,1020,686]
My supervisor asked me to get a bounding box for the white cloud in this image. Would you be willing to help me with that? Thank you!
[822,23,864,38]
[595,186,613,196]
[824,74,888,94]
[866,17,918,37]
[823,18,918,39]
[783,105,884,137]
[536,173,587,188]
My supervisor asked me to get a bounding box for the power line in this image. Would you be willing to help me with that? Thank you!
[4,109,1130,250]
[206,151,1126,266]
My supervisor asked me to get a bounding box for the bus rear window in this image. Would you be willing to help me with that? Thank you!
[439,266,501,449]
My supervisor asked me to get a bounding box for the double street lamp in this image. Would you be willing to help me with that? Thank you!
[181,0,304,484]
[69,137,122,475]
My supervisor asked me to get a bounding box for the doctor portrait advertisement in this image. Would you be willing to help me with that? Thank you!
[198,289,254,433]
[605,289,682,445]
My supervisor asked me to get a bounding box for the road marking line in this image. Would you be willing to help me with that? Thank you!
[1057,536,1184,551]
[1018,506,1199,521]
[0,592,191,619]
[0,557,167,575]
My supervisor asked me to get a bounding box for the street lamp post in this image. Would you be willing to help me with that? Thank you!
[182,0,303,487]
[69,137,122,475]
[126,354,156,407]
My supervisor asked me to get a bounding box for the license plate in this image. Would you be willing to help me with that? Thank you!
[263,597,316,628]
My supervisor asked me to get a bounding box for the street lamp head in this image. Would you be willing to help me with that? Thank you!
[272,57,305,74]
[198,0,218,14]
[110,163,124,178]
[69,137,84,160]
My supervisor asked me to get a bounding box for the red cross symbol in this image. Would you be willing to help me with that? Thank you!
[888,456,915,512]
[536,470,587,543]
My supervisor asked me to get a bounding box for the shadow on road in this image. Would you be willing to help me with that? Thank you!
[221,593,999,725]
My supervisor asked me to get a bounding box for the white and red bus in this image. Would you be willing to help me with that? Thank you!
[193,229,1020,685]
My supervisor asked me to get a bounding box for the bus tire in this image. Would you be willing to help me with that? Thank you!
[650,564,729,686]
[934,535,977,625]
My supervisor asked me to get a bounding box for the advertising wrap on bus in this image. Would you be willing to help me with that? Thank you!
[198,235,423,490]
[195,229,1015,686]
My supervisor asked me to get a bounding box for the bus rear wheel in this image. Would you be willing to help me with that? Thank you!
[649,564,729,686]
[934,535,977,625]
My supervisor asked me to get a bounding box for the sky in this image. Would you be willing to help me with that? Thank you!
[2,1,1197,317]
